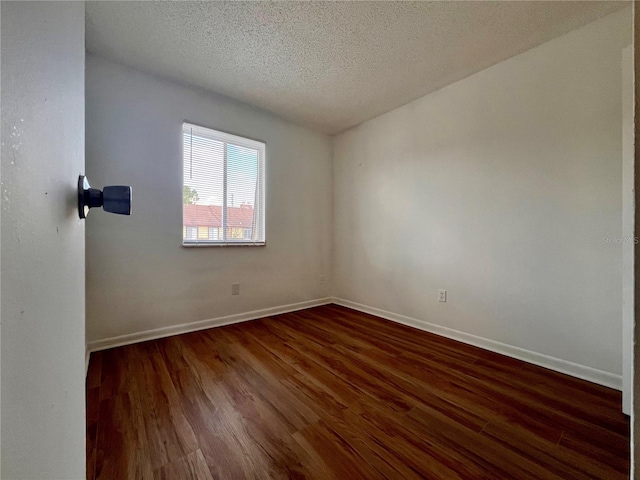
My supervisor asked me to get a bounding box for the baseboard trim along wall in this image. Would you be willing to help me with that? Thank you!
[332,297,622,391]
[86,297,333,354]
[85,296,621,391]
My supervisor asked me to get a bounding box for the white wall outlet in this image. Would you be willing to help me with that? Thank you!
[319,275,325,285]
[438,289,447,303]
[231,283,240,295]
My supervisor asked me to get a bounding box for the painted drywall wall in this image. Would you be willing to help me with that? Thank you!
[632,3,639,475]
[622,44,633,414]
[333,8,630,378]
[1,2,86,478]
[85,55,332,343]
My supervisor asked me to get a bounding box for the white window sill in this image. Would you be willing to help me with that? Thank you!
[182,241,266,248]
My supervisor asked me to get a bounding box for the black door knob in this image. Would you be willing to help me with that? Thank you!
[78,175,132,219]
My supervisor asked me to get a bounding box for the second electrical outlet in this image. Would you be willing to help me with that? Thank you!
[438,289,447,303]
[232,283,240,295]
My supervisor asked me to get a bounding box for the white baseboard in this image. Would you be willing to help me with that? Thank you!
[85,349,90,378]
[85,295,621,391]
[332,297,622,391]
[86,297,333,353]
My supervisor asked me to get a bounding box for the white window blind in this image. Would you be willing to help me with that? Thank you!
[182,123,265,246]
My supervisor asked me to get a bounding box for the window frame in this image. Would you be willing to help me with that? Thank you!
[182,122,266,247]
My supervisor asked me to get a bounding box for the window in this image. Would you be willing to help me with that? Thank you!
[208,227,220,240]
[185,226,197,240]
[182,123,265,246]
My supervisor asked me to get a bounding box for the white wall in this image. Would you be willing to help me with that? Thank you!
[1,2,86,478]
[622,44,633,413]
[85,55,332,344]
[633,4,640,474]
[333,9,630,380]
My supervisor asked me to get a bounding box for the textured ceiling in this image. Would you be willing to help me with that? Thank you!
[86,1,628,135]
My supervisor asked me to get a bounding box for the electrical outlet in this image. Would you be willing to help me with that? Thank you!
[231,283,240,295]
[438,289,447,303]
[319,275,325,285]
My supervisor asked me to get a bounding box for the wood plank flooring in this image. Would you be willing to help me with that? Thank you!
[86,304,629,479]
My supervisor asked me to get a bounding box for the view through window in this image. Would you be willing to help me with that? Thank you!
[182,123,265,245]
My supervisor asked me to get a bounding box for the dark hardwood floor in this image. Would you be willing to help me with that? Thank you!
[86,304,629,479]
